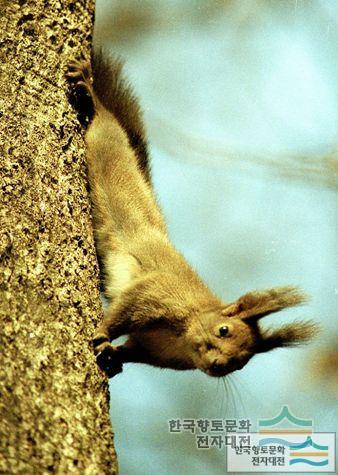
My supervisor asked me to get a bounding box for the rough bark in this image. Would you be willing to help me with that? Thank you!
[0,0,117,473]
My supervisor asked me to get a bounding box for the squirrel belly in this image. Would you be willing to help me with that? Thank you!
[67,53,316,379]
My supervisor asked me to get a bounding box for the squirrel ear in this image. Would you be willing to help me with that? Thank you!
[256,321,318,352]
[222,286,308,320]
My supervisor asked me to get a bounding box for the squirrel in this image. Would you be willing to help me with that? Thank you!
[67,52,316,379]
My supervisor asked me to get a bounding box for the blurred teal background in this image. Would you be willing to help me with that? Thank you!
[94,1,337,474]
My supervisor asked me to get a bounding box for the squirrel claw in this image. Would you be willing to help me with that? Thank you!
[67,59,91,80]
[67,60,93,101]
[96,345,123,378]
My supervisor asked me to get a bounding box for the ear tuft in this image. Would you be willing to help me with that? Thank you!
[234,285,309,320]
[257,321,318,353]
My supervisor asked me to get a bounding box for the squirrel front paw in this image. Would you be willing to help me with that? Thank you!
[95,344,123,378]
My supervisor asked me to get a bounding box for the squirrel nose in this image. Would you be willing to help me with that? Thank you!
[210,361,227,375]
[236,360,246,370]
[210,357,243,376]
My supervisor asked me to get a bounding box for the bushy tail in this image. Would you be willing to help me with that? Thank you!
[91,50,151,182]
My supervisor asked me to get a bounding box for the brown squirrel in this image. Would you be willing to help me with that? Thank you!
[67,52,316,378]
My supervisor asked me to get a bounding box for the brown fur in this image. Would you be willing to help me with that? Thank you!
[67,54,316,378]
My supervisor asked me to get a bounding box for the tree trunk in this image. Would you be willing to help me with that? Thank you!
[0,0,117,473]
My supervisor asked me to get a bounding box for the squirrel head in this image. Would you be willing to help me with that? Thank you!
[185,286,317,377]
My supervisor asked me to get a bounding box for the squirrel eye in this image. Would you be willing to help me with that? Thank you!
[219,325,229,337]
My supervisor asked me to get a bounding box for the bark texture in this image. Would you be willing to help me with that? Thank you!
[0,0,117,473]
